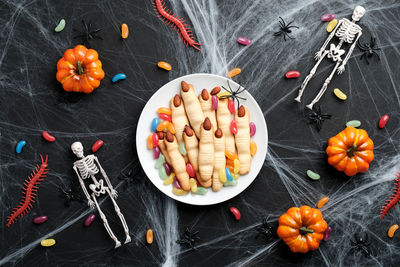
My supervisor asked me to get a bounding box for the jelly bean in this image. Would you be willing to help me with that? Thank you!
[249,122,256,137]
[218,168,227,183]
[232,173,240,180]
[164,172,175,185]
[179,142,187,156]
[211,95,218,110]
[163,162,172,176]
[189,178,198,193]
[147,134,153,149]
[153,146,161,159]
[172,187,187,196]
[157,120,169,132]
[233,159,240,174]
[33,216,48,224]
[186,163,195,178]
[217,91,231,99]
[146,229,154,244]
[388,224,399,238]
[225,150,239,160]
[193,187,208,195]
[237,37,252,46]
[230,120,238,135]
[155,154,165,169]
[16,140,26,154]
[317,196,329,208]
[91,140,104,152]
[41,239,56,247]
[285,71,300,78]
[250,142,257,156]
[226,168,233,181]
[159,113,172,122]
[326,19,338,33]
[379,115,389,129]
[173,176,181,189]
[157,61,172,71]
[321,14,335,22]
[323,226,332,241]
[42,131,56,142]
[157,107,171,115]
[346,120,361,128]
[84,214,96,227]
[333,88,347,100]
[307,170,320,180]
[167,122,176,134]
[228,99,235,114]
[121,23,129,39]
[54,19,66,32]
[151,117,159,132]
[112,73,127,83]
[227,68,241,78]
[224,180,238,186]
[230,207,241,220]
[152,133,159,147]
[159,166,168,180]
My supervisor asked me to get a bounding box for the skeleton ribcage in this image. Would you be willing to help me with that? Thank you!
[74,155,99,179]
[335,18,361,43]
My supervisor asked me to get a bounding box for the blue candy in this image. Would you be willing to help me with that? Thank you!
[16,140,26,154]
[112,73,127,83]
[226,168,233,181]
[151,117,159,132]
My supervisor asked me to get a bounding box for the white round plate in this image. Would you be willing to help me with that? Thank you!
[136,73,268,205]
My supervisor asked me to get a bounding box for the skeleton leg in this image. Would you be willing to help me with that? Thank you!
[306,62,341,110]
[92,194,121,248]
[294,51,329,103]
[105,188,131,244]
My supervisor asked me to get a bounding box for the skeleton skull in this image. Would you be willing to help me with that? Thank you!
[71,142,84,158]
[352,6,365,21]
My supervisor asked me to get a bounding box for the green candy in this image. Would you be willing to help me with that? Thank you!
[158,166,168,180]
[54,19,66,32]
[346,120,361,128]
[193,187,208,195]
[224,180,238,186]
[155,154,165,169]
[179,142,187,156]
[307,170,320,180]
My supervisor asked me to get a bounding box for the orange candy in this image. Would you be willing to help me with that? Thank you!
[167,122,176,134]
[157,61,172,71]
[121,23,129,39]
[147,135,153,149]
[225,150,239,160]
[250,142,257,156]
[156,121,169,132]
[317,197,329,209]
[157,107,171,115]
[146,229,153,244]
[227,68,241,78]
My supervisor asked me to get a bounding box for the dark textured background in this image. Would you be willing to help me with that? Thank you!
[1,0,400,266]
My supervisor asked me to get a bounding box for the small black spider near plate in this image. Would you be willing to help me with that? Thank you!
[274,17,299,41]
[307,105,331,131]
[257,217,275,241]
[176,226,200,250]
[350,232,371,257]
[357,36,380,64]
[74,20,103,47]
[59,186,84,207]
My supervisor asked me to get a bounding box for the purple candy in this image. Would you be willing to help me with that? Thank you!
[173,176,181,189]
[321,14,335,22]
[323,226,332,241]
[237,37,252,46]
[153,146,160,159]
[33,216,48,224]
[211,95,218,110]
[84,214,96,227]
[249,122,256,137]
[163,162,172,176]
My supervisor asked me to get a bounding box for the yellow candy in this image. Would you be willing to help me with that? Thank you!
[219,168,227,183]
[189,178,198,193]
[41,239,56,247]
[163,173,175,185]
[217,91,231,99]
[233,159,240,174]
[172,187,188,196]
[326,19,338,33]
[157,61,172,71]
[333,88,347,100]
[227,68,241,78]
[232,173,240,180]
[250,141,257,156]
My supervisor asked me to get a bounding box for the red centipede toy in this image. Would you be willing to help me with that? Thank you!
[6,155,49,227]
[380,171,400,219]
[153,0,202,51]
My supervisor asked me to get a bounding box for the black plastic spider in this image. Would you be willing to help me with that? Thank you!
[220,79,247,107]
[74,20,103,47]
[59,186,84,207]
[350,232,371,257]
[307,105,331,131]
[274,17,299,41]
[257,218,274,241]
[119,168,135,185]
[357,36,380,64]
[176,226,200,249]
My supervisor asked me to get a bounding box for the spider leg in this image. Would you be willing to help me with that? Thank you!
[360,53,365,60]
[283,33,287,42]
[287,25,299,29]
[274,31,283,36]
[372,51,380,60]
[227,80,234,93]
[357,41,368,50]
[278,17,285,27]
[365,56,370,65]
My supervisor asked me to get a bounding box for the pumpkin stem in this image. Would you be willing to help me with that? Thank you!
[77,61,84,75]
[299,226,314,235]
[346,145,358,157]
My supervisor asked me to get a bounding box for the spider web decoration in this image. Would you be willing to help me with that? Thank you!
[73,20,103,48]
[220,79,247,107]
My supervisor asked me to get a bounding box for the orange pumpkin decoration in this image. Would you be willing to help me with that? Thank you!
[277,205,327,253]
[326,126,374,176]
[56,45,105,93]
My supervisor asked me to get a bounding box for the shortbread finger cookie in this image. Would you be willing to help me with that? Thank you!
[199,89,218,130]
[157,132,172,164]
[180,81,205,138]
[183,125,199,172]
[165,132,190,191]
[212,128,226,192]
[198,118,214,182]
[235,105,251,175]
[197,172,211,188]
[170,94,188,144]
[217,98,236,153]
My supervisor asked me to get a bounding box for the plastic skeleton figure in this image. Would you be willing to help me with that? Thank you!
[295,6,365,110]
[71,142,131,248]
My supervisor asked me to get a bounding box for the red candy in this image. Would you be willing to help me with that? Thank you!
[285,71,300,78]
[159,113,172,122]
[229,207,241,220]
[186,163,195,177]
[42,131,56,142]
[163,162,172,176]
[92,140,104,152]
[228,99,235,114]
[230,120,238,135]
[152,133,159,147]
[378,115,389,128]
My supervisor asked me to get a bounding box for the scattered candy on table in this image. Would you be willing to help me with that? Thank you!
[324,226,332,241]
[157,61,172,71]
[230,207,241,220]
[16,140,26,154]
[237,37,252,46]
[321,14,335,22]
[388,224,399,238]
[33,216,48,224]
[146,229,154,244]
[112,73,127,83]
[84,214,96,227]
[121,23,129,39]
[92,140,104,152]
[54,19,66,32]
[346,120,361,127]
[378,115,389,128]
[333,88,347,100]
[285,71,300,78]
[41,239,56,247]
[227,68,241,78]
[307,170,320,180]
[326,19,338,33]
[42,131,56,142]
[317,196,329,208]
